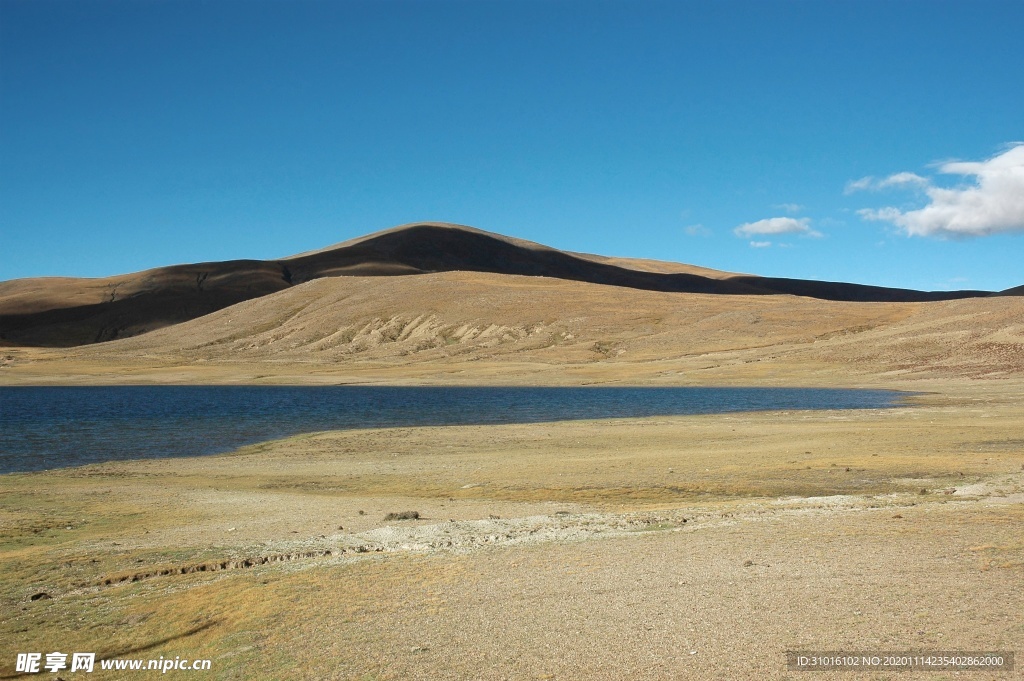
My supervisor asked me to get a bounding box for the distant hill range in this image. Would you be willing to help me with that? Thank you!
[0,222,1018,347]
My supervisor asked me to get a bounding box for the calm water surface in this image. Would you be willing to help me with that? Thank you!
[0,386,911,473]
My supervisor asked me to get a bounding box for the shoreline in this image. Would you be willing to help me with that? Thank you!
[2,378,1022,678]
[1,384,918,476]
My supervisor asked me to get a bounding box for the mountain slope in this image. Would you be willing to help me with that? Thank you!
[8,271,1022,384]
[0,261,291,346]
[0,222,1004,347]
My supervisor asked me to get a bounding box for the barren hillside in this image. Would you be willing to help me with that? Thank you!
[3,270,1020,386]
[0,223,1002,348]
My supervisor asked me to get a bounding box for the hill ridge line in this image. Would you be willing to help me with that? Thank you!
[0,222,1015,348]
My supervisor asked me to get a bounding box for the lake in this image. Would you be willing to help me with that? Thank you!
[0,386,911,473]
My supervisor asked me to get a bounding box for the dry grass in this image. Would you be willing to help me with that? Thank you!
[2,271,1021,387]
[1,273,1023,678]
[1,377,1023,677]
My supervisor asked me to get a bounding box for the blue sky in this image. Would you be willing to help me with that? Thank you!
[2,0,1022,291]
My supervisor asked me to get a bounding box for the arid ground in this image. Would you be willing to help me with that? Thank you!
[1,228,1022,679]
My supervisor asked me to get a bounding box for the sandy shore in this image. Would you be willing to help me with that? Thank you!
[2,376,1022,679]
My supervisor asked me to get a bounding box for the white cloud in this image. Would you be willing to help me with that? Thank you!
[845,172,929,194]
[733,216,821,238]
[879,172,929,189]
[684,223,711,236]
[856,144,1024,238]
[844,177,875,194]
[749,240,772,248]
[773,202,804,214]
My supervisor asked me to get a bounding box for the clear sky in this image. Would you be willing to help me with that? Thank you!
[2,0,1022,291]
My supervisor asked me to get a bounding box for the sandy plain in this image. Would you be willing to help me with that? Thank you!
[1,271,1023,679]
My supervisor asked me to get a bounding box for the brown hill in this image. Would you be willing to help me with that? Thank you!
[3,270,1020,386]
[0,261,290,346]
[0,222,1003,347]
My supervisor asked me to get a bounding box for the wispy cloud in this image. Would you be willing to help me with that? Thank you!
[683,223,711,237]
[845,172,928,194]
[844,177,874,194]
[854,144,1024,238]
[772,203,804,214]
[749,240,772,248]
[733,216,821,238]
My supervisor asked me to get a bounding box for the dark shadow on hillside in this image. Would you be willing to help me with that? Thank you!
[0,223,1009,347]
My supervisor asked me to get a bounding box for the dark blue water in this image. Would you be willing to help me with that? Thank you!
[0,386,910,474]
